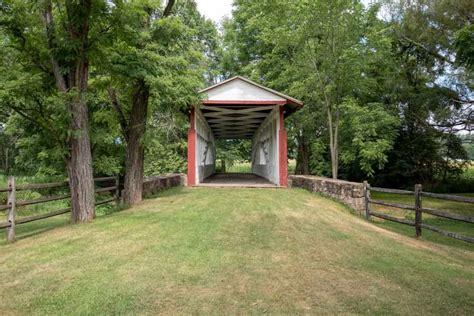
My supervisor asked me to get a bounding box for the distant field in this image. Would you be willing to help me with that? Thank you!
[225,160,296,174]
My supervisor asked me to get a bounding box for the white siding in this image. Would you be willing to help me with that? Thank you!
[195,108,216,183]
[251,109,280,185]
[205,79,286,102]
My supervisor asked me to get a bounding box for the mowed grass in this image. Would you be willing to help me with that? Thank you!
[0,187,473,315]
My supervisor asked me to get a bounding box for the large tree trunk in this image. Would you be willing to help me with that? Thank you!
[123,82,149,205]
[295,130,310,175]
[66,96,95,222]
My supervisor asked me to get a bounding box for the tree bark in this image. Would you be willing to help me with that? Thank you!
[328,106,338,179]
[123,82,149,205]
[295,130,310,175]
[66,96,95,222]
[221,159,226,173]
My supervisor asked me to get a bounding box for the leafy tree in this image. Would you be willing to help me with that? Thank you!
[223,0,400,180]
[102,0,216,204]
[0,0,114,222]
[339,98,400,177]
[144,110,188,176]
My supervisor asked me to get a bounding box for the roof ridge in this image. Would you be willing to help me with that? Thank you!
[198,76,303,106]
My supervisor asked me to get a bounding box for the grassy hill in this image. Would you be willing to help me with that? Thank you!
[1,187,473,314]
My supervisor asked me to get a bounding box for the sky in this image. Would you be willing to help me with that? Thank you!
[195,0,375,25]
[195,0,233,25]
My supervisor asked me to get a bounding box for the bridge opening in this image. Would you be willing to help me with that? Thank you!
[187,76,303,187]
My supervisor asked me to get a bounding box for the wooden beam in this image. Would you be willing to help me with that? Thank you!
[201,105,276,113]
[203,112,268,119]
[207,118,263,124]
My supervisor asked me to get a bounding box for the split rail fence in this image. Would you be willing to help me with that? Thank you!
[0,176,120,242]
[364,182,474,244]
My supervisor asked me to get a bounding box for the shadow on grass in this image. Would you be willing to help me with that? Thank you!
[1,186,190,245]
[145,186,190,200]
[0,215,70,246]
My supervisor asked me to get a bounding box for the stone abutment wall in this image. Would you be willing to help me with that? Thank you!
[142,174,186,197]
[289,175,365,213]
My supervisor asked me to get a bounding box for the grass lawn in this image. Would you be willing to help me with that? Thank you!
[1,187,473,314]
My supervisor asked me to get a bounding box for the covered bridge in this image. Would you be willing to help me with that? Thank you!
[187,76,303,187]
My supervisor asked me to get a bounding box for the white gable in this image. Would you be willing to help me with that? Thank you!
[203,78,286,102]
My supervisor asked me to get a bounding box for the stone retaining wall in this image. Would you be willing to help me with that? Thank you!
[143,173,186,197]
[289,175,365,213]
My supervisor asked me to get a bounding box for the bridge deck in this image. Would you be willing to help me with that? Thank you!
[198,173,278,188]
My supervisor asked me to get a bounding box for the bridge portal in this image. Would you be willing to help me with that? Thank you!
[187,76,303,187]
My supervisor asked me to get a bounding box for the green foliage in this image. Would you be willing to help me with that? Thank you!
[215,139,252,171]
[461,134,474,160]
[340,98,400,177]
[0,0,219,180]
[309,139,331,177]
[143,112,188,176]
[455,24,474,70]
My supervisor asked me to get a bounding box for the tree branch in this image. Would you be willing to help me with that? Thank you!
[399,35,454,66]
[6,104,65,148]
[163,0,175,17]
[107,87,130,141]
[41,0,67,92]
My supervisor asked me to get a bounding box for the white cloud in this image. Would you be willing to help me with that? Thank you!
[195,0,233,25]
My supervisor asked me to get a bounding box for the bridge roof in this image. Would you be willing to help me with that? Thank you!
[198,76,303,139]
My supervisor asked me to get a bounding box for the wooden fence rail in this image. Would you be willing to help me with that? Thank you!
[0,176,120,242]
[363,182,474,244]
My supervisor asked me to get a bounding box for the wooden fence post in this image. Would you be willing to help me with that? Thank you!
[415,184,422,238]
[6,176,16,242]
[364,181,370,220]
[115,175,120,205]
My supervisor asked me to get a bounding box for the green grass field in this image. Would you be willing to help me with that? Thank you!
[1,187,473,314]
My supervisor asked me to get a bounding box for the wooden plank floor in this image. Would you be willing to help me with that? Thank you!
[198,173,278,188]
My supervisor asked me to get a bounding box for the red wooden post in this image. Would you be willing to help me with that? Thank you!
[278,106,288,187]
[187,107,196,186]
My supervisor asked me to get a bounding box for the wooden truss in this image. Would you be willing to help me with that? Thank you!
[201,105,276,139]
